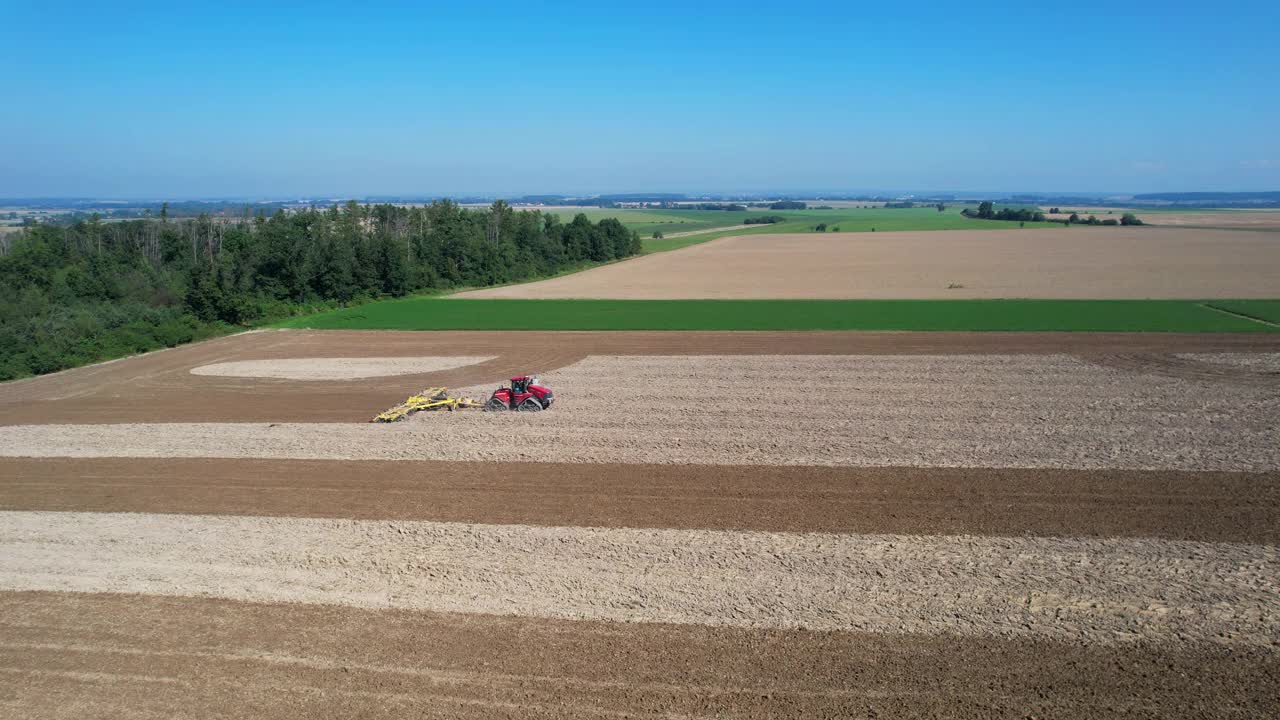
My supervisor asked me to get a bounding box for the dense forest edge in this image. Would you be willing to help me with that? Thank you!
[0,201,640,380]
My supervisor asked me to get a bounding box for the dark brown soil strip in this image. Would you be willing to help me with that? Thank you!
[3,458,1276,543]
[1,591,1274,720]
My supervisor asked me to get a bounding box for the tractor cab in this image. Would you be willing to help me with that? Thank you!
[486,375,554,411]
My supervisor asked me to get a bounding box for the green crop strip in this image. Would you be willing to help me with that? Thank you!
[276,298,1280,333]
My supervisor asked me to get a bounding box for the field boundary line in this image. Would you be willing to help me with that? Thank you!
[1200,303,1280,329]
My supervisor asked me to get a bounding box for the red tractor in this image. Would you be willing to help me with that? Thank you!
[485,375,554,412]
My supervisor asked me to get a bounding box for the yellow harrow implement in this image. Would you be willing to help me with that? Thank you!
[373,387,483,422]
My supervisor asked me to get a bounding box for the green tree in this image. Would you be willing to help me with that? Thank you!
[0,202,643,380]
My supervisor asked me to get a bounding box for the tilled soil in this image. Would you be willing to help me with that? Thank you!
[3,458,1275,542]
[5,591,1276,720]
[5,355,1276,471]
[1175,352,1280,370]
[4,331,1280,716]
[1137,210,1280,230]
[2,511,1276,645]
[455,227,1280,299]
[4,329,1279,425]
[189,355,494,380]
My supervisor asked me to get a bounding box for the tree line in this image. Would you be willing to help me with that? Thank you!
[0,201,640,380]
[963,202,1144,226]
[1058,212,1143,226]
[961,201,1047,222]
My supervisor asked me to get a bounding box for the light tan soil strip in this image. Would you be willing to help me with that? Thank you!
[3,458,1276,543]
[4,593,1276,720]
[1175,352,1280,369]
[5,330,1280,425]
[189,356,494,380]
[2,511,1276,646]
[2,418,1273,471]
[456,227,1280,299]
[5,354,1276,471]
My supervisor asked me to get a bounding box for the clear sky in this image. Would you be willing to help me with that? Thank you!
[2,1,1277,198]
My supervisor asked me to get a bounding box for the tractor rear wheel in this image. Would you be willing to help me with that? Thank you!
[518,398,543,412]
[485,398,508,412]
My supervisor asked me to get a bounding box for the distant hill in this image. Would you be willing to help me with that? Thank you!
[1132,191,1280,204]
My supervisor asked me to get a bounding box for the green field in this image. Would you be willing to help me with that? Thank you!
[534,206,1041,253]
[276,298,1280,333]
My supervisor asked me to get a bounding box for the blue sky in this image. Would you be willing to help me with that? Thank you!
[2,1,1277,197]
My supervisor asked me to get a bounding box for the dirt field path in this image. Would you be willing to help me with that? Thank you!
[653,222,749,238]
[455,227,1280,299]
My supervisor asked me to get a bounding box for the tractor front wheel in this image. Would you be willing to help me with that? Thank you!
[518,398,543,412]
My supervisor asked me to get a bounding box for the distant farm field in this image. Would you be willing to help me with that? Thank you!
[458,227,1280,300]
[531,206,1022,252]
[1046,208,1280,231]
[530,206,1280,256]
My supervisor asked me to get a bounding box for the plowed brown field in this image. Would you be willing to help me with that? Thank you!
[7,592,1276,720]
[2,329,1278,718]
[456,227,1280,299]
